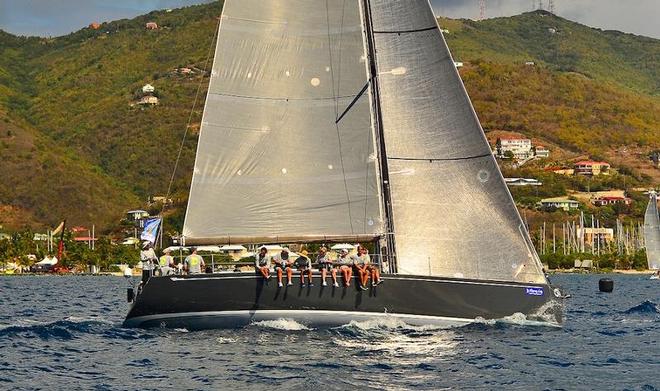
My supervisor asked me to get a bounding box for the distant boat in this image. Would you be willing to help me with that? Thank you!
[124,0,564,329]
[643,191,660,277]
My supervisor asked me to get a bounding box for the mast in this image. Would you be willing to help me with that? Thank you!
[361,0,398,273]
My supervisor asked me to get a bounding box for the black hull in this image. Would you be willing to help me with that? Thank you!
[123,273,563,329]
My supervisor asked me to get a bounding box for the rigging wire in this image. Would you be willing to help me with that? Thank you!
[325,0,355,234]
[160,10,222,219]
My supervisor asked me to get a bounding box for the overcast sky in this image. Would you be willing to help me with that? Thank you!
[0,0,658,39]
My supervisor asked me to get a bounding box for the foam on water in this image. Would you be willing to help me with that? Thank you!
[250,318,311,331]
[336,317,442,333]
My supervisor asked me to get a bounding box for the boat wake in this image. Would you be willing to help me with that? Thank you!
[623,300,659,315]
[331,319,458,359]
[250,318,312,331]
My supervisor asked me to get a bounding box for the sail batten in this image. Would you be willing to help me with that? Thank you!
[183,0,382,242]
[369,0,546,283]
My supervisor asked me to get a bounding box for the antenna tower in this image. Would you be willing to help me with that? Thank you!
[478,0,486,20]
[548,0,555,13]
[538,0,543,10]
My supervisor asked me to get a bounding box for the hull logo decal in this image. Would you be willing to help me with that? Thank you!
[525,287,544,296]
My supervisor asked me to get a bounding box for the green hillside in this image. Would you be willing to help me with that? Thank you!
[0,3,658,231]
[440,10,660,96]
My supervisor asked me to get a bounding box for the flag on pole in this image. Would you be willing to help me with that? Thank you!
[141,217,162,245]
[52,221,65,236]
[57,219,67,261]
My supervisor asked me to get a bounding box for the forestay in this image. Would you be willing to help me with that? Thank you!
[368,0,546,283]
[644,193,660,270]
[183,0,382,244]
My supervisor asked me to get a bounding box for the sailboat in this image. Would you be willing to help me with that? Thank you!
[643,192,660,278]
[124,0,564,329]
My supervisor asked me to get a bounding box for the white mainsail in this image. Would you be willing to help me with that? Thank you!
[368,0,545,283]
[644,193,660,270]
[183,0,382,244]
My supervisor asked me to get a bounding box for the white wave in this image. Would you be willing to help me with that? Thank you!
[174,328,189,333]
[251,318,311,331]
[332,331,458,357]
[216,336,237,344]
[338,317,442,332]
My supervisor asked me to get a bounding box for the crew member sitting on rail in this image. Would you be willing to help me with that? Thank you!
[272,248,293,287]
[317,246,339,287]
[337,249,353,287]
[295,250,313,287]
[353,245,371,290]
[255,246,271,280]
[184,247,205,275]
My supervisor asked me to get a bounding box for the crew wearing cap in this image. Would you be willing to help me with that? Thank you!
[337,249,353,287]
[255,246,271,280]
[140,242,157,283]
[272,248,293,287]
[317,246,339,287]
[295,250,313,287]
[184,247,205,274]
[353,245,371,290]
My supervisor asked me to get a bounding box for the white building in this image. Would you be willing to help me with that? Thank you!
[539,197,580,211]
[496,137,533,160]
[504,178,542,186]
[142,84,155,94]
[534,145,550,158]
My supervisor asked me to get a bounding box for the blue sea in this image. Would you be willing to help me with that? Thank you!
[0,274,658,390]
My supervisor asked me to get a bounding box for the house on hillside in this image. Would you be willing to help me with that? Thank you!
[496,137,533,160]
[534,145,550,158]
[146,22,158,30]
[127,210,149,221]
[142,84,155,94]
[89,23,101,30]
[592,196,632,207]
[505,178,542,186]
[574,161,610,176]
[539,197,580,211]
[138,96,159,105]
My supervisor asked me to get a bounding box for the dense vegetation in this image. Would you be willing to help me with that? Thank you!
[0,3,658,238]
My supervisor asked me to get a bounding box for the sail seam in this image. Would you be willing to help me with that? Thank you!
[387,153,492,162]
[208,91,356,101]
[326,0,355,234]
[373,26,437,34]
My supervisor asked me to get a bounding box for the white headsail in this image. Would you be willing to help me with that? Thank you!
[368,0,546,283]
[183,1,382,244]
[644,192,660,270]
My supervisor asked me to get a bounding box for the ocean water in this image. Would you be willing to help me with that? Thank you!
[0,274,658,390]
